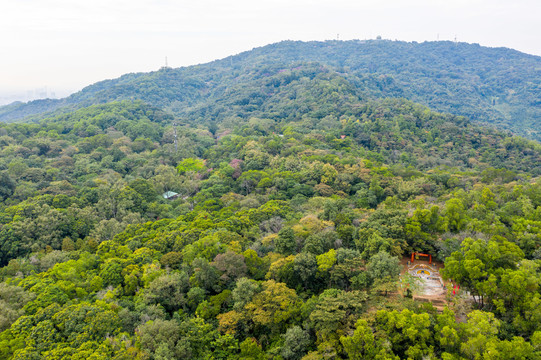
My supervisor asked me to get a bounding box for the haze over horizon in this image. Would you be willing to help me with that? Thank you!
[2,0,540,104]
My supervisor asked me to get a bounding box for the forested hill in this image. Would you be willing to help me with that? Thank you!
[1,40,541,140]
[1,40,541,359]
[1,93,541,357]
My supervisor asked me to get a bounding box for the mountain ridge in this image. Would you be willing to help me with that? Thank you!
[1,40,540,140]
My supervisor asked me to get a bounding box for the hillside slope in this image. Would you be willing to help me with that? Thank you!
[1,98,541,358]
[1,62,541,358]
[1,40,540,140]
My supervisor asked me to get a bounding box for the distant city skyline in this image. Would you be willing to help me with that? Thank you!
[1,0,540,104]
[0,87,68,106]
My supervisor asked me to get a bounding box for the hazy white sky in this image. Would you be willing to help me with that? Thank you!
[1,0,540,97]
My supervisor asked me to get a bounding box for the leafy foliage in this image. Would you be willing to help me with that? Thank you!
[0,49,541,358]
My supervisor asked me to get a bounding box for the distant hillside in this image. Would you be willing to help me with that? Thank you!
[1,40,540,140]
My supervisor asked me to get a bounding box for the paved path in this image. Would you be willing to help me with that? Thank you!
[406,262,446,296]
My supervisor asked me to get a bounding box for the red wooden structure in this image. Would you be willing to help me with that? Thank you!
[411,252,432,264]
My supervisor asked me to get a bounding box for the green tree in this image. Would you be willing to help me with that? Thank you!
[231,277,261,311]
[442,236,524,309]
[245,280,300,334]
[281,325,311,360]
[444,198,467,232]
[0,171,15,201]
[144,272,189,314]
[309,289,367,345]
[177,158,205,175]
[275,228,297,255]
[366,251,401,280]
[341,319,393,359]
[212,251,247,285]
[375,309,433,359]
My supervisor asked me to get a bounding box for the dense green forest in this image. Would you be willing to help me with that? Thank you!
[1,40,541,141]
[1,75,541,360]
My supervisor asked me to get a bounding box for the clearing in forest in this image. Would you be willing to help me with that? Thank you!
[400,254,448,310]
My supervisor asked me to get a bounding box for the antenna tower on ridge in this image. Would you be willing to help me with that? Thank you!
[161,56,171,70]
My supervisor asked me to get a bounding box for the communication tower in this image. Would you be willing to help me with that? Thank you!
[161,56,171,70]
